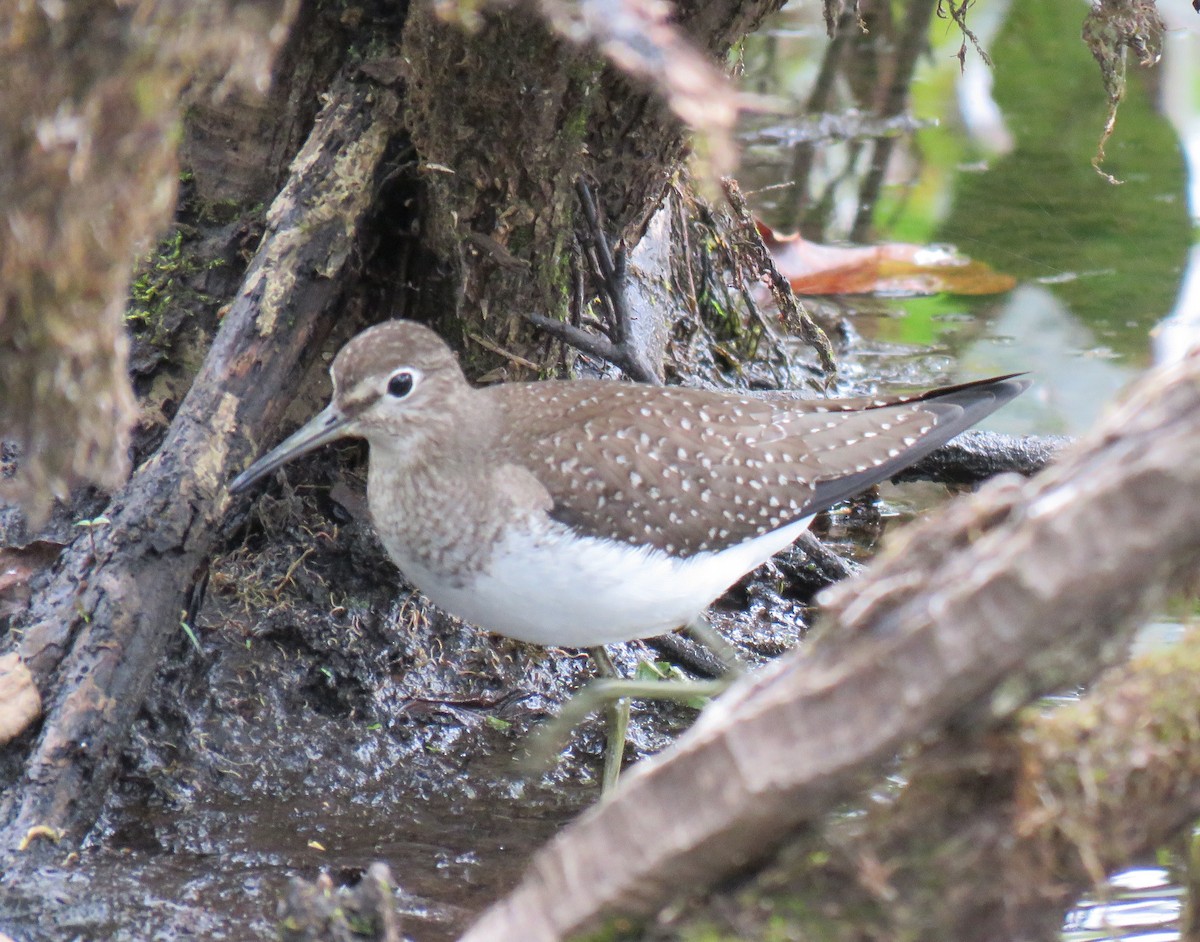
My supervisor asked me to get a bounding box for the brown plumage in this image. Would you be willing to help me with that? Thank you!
[491,376,1022,557]
[230,320,1028,647]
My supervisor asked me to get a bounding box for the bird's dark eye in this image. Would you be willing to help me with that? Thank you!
[387,370,415,398]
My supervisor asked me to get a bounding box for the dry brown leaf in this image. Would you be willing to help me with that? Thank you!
[759,221,1016,297]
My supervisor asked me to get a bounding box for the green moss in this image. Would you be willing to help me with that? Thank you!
[127,229,192,327]
[126,228,215,347]
[560,57,601,144]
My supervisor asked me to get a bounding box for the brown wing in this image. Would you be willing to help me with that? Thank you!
[492,375,1028,557]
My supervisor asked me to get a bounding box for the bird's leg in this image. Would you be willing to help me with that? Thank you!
[527,624,743,792]
[588,647,629,795]
[527,672,731,790]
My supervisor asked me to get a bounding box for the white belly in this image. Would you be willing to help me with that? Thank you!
[388,516,814,647]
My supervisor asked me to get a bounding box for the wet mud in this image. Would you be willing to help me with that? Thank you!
[0,452,815,941]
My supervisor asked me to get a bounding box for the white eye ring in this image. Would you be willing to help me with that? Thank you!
[386,368,420,399]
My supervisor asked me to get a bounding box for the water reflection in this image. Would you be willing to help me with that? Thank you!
[1151,3,1200,363]
[742,3,1199,941]
[1065,868,1183,942]
[956,283,1130,436]
[741,0,1197,436]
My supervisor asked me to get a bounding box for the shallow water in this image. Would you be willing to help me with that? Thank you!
[741,0,1199,435]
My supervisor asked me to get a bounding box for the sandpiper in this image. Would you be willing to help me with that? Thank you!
[230,320,1028,785]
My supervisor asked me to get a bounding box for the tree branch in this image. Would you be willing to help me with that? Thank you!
[0,72,401,855]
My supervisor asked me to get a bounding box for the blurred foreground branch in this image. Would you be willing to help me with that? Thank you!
[0,0,297,515]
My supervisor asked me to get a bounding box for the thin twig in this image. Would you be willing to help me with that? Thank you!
[937,0,992,71]
[523,180,661,385]
[466,331,542,372]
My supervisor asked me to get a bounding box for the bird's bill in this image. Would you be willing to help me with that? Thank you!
[228,404,352,494]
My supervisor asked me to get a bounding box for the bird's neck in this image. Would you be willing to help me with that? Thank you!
[364,389,505,571]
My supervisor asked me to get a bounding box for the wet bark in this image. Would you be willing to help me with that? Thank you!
[461,351,1200,941]
[771,633,1200,942]
[894,429,1069,486]
[398,0,786,369]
